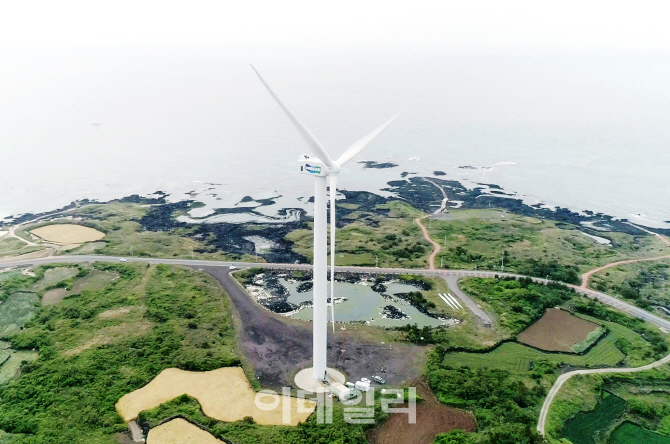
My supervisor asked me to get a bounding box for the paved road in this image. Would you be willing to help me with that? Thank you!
[3,255,670,333]
[444,275,494,327]
[537,352,670,436]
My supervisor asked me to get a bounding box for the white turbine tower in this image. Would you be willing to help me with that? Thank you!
[252,65,399,382]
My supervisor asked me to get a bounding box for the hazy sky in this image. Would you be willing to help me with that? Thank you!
[2,1,669,53]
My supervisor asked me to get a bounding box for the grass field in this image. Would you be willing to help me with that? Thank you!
[117,367,315,426]
[426,209,669,274]
[0,350,38,384]
[33,266,81,290]
[610,422,670,444]
[31,224,105,244]
[0,237,42,258]
[442,335,625,372]
[0,292,39,337]
[561,392,626,444]
[147,418,224,444]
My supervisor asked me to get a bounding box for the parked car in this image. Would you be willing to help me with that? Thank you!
[371,375,386,384]
[119,258,127,262]
[229,265,237,270]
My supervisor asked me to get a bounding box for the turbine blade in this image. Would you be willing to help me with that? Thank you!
[329,175,337,333]
[250,65,335,168]
[336,112,402,166]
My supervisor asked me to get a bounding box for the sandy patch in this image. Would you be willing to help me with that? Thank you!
[31,224,105,244]
[116,367,315,425]
[147,418,224,444]
[64,321,152,356]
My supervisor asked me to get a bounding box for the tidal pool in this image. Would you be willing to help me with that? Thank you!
[280,279,446,328]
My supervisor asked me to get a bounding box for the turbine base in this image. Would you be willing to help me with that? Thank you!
[294,367,346,393]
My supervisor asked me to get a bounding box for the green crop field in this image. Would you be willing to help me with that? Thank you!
[610,422,670,444]
[0,292,39,337]
[561,392,626,444]
[0,350,38,384]
[33,266,81,290]
[442,335,625,372]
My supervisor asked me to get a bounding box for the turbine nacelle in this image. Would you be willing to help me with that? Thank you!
[298,154,341,176]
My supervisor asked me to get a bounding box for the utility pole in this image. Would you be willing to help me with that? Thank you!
[375,255,378,268]
[501,251,505,272]
[440,257,443,268]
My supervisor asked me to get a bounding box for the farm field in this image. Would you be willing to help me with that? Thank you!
[33,266,81,290]
[0,291,39,337]
[517,308,602,352]
[0,350,38,384]
[442,335,625,372]
[561,392,626,444]
[147,418,224,444]
[116,367,315,426]
[366,380,476,444]
[610,422,670,444]
[30,223,105,244]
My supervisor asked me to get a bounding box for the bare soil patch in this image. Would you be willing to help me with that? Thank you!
[99,306,139,319]
[31,224,105,244]
[200,266,427,390]
[517,308,600,352]
[116,367,315,426]
[147,418,224,444]
[367,380,476,444]
[42,288,68,305]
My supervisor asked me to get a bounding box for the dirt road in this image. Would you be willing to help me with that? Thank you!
[580,225,670,288]
[415,217,440,270]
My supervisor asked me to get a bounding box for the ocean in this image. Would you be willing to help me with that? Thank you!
[1,48,669,228]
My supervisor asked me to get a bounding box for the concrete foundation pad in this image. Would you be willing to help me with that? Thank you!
[294,367,346,394]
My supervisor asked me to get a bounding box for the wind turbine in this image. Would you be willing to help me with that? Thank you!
[252,65,400,382]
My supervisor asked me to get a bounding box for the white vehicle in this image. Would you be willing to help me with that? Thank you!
[119,258,127,263]
[229,265,238,270]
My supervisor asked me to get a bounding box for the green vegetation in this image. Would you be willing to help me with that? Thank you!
[427,209,668,278]
[571,298,669,359]
[139,393,388,444]
[459,277,576,333]
[0,237,43,258]
[545,374,603,440]
[0,292,39,337]
[589,260,670,316]
[571,326,607,353]
[0,263,239,443]
[442,338,625,372]
[610,422,670,444]
[427,349,545,444]
[287,201,430,268]
[561,392,626,444]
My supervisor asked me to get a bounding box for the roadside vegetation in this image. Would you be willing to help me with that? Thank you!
[589,259,670,318]
[545,366,670,443]
[426,209,668,281]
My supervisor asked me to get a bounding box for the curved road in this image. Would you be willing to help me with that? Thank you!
[415,217,441,270]
[537,352,670,436]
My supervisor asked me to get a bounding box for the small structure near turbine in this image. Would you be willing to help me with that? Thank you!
[252,66,399,389]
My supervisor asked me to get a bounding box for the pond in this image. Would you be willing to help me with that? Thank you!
[276,278,447,328]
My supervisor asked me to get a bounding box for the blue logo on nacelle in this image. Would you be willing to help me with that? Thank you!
[305,164,321,174]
